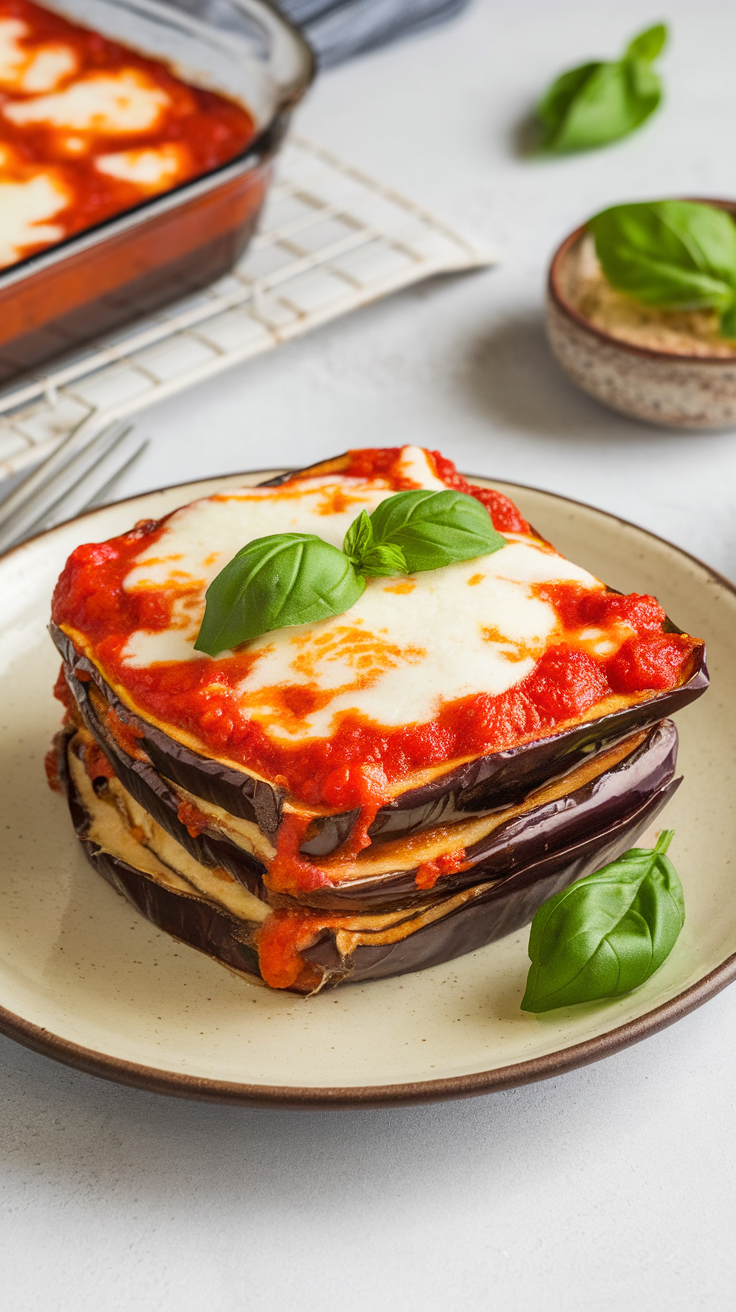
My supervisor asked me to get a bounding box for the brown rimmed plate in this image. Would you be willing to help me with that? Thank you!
[0,472,732,1107]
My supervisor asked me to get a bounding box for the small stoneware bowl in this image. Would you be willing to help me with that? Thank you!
[546,200,736,429]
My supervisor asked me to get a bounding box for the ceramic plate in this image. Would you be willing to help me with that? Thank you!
[0,472,733,1106]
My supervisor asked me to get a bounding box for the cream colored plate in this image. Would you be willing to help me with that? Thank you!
[0,472,732,1105]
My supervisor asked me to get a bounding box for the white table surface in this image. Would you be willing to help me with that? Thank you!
[3,2,736,1307]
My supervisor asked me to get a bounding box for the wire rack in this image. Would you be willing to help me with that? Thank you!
[0,135,496,482]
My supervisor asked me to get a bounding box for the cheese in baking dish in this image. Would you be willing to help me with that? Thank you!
[0,0,255,268]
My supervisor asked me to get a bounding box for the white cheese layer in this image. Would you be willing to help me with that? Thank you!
[95,144,186,190]
[118,447,604,742]
[3,69,170,133]
[0,18,77,93]
[0,170,69,267]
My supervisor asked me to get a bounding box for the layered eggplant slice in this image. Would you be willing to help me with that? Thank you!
[56,716,679,991]
[48,445,708,992]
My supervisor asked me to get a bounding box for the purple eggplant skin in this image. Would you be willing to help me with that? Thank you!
[60,646,679,912]
[51,621,708,859]
[260,460,708,853]
[64,662,270,899]
[292,720,680,910]
[56,731,262,982]
[302,773,678,985]
[56,727,678,993]
[51,623,284,837]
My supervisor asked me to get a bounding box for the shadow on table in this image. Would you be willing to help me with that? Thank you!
[463,312,692,446]
[509,109,543,159]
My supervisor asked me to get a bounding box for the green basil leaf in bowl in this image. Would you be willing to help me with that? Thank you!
[194,533,365,656]
[589,199,736,334]
[537,23,667,153]
[521,830,685,1013]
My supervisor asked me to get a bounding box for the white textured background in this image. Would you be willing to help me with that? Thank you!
[3,1,736,1307]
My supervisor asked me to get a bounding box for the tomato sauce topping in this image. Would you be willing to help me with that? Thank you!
[338,447,532,534]
[0,0,255,268]
[415,848,468,891]
[255,909,336,991]
[52,451,701,817]
[44,741,61,791]
[176,798,210,839]
[81,737,114,782]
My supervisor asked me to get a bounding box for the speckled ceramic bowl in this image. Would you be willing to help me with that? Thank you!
[546,201,736,429]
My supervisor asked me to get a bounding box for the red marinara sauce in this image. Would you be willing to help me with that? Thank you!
[340,447,531,534]
[51,450,701,814]
[0,0,255,268]
[255,909,337,992]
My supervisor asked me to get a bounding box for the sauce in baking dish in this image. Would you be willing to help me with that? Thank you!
[0,0,255,268]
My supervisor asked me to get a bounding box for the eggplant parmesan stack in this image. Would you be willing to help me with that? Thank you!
[48,446,708,993]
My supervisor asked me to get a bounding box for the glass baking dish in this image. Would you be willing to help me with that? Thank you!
[0,0,314,383]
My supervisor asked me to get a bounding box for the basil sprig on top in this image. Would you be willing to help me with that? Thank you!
[194,489,507,656]
[589,200,736,336]
[537,23,667,154]
[521,830,685,1014]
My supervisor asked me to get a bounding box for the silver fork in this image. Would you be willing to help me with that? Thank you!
[0,418,148,556]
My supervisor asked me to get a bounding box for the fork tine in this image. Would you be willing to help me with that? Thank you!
[0,417,127,530]
[0,422,133,554]
[0,432,147,555]
[0,421,131,546]
[15,429,143,542]
[81,437,149,514]
[36,434,148,534]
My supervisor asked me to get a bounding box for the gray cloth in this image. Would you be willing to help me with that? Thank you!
[278,0,471,68]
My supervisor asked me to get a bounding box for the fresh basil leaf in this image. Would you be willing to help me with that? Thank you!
[521,830,684,1013]
[625,22,667,62]
[537,24,666,153]
[343,509,408,577]
[361,541,409,577]
[589,200,736,329]
[194,533,364,656]
[343,509,373,567]
[537,62,601,147]
[366,489,507,573]
[195,488,507,655]
[721,301,736,338]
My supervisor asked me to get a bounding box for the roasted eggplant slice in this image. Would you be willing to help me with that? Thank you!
[52,622,705,861]
[49,445,707,992]
[63,672,680,913]
[57,725,678,992]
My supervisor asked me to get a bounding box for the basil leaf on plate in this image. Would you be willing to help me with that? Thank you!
[537,23,667,153]
[366,489,507,573]
[589,199,736,333]
[194,533,364,656]
[521,830,685,1013]
[343,509,408,577]
[194,489,507,654]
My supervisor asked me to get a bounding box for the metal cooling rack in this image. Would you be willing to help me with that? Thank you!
[0,135,496,482]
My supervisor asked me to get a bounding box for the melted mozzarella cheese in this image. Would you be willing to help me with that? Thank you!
[95,144,186,190]
[120,446,603,741]
[396,445,446,488]
[0,170,69,267]
[4,68,170,133]
[0,18,77,93]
